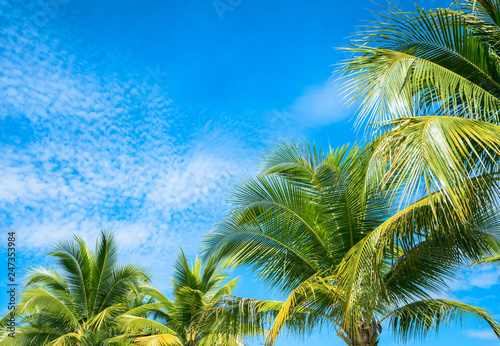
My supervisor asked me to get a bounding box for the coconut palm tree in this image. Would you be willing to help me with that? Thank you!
[0,231,149,345]
[203,141,500,345]
[111,250,267,346]
[340,0,500,220]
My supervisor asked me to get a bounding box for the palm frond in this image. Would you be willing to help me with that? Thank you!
[49,235,93,318]
[20,286,80,328]
[46,332,81,346]
[132,333,183,346]
[339,3,500,126]
[90,231,120,316]
[380,299,500,342]
[366,116,500,218]
[120,315,179,336]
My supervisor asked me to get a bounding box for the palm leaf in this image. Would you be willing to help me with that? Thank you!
[340,3,500,126]
[380,299,500,342]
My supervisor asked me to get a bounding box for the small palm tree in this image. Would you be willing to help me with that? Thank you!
[203,141,500,345]
[0,231,149,345]
[112,250,265,346]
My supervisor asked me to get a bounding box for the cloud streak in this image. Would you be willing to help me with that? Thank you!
[289,80,349,126]
[449,267,500,292]
[0,1,257,291]
[464,329,498,341]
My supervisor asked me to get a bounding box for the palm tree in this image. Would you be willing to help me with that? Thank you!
[0,231,149,345]
[340,0,500,220]
[203,141,500,345]
[111,250,266,346]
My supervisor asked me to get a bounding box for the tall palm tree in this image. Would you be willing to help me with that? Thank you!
[0,231,149,345]
[340,0,500,219]
[111,250,266,346]
[203,141,500,345]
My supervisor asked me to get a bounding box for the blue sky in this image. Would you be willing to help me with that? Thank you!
[1,0,500,344]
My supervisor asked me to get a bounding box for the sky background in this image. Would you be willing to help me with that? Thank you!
[1,0,500,344]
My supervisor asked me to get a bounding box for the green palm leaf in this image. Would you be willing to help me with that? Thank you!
[340,2,500,126]
[204,140,500,345]
[380,299,500,342]
[0,231,149,345]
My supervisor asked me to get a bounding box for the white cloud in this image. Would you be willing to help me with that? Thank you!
[467,270,500,289]
[1,126,250,286]
[288,80,349,126]
[449,267,500,292]
[0,4,255,291]
[464,329,499,341]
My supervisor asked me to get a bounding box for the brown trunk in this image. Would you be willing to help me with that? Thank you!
[343,320,381,346]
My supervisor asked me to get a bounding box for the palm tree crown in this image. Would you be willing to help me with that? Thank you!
[0,231,149,345]
[114,250,265,346]
[203,141,500,345]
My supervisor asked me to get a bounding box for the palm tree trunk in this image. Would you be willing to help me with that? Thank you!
[357,321,381,346]
[343,320,381,346]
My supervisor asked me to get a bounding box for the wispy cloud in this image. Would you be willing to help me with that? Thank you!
[0,2,257,291]
[248,80,350,145]
[464,329,499,341]
[288,80,349,126]
[449,267,500,292]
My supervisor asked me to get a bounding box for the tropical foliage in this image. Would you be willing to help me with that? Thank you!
[203,141,500,345]
[0,232,149,345]
[111,250,267,346]
[3,1,500,346]
[340,0,500,219]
